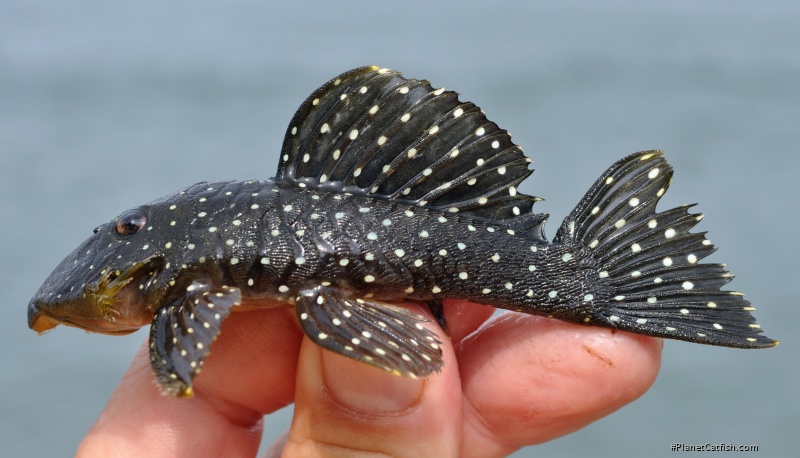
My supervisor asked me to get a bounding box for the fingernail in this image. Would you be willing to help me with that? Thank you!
[322,351,424,413]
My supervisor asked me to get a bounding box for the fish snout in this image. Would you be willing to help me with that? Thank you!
[28,299,62,334]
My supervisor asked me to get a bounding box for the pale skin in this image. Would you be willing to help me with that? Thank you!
[77,299,662,457]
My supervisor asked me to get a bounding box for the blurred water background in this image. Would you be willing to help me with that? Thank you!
[1,0,798,456]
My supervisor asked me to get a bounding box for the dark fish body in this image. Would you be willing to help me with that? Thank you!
[28,66,777,397]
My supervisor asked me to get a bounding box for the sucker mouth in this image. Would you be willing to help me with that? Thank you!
[28,311,64,334]
[29,257,164,335]
[28,310,141,335]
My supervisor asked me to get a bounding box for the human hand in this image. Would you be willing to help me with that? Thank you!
[76,299,662,457]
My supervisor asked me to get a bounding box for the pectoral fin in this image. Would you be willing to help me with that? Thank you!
[295,285,443,378]
[149,282,241,396]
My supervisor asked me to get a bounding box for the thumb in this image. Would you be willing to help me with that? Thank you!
[282,304,462,458]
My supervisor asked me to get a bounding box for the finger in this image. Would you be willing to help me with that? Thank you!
[284,303,464,458]
[78,307,304,457]
[457,313,662,457]
[193,307,303,413]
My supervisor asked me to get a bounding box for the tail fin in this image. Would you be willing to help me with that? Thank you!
[555,151,777,348]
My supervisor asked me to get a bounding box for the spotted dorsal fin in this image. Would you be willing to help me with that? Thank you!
[275,66,543,224]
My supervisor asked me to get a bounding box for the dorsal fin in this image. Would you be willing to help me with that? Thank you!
[276,66,543,223]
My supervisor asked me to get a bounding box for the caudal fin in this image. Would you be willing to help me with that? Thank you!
[555,151,777,348]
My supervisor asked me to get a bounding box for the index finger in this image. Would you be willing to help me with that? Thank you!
[77,307,303,457]
[457,312,663,456]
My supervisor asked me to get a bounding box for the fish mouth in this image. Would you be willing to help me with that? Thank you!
[28,310,66,334]
[27,306,141,335]
[29,257,163,335]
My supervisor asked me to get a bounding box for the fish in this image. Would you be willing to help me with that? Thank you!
[28,66,777,397]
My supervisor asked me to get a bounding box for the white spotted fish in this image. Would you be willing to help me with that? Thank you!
[28,66,777,397]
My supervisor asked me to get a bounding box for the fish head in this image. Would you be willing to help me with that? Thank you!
[27,187,206,336]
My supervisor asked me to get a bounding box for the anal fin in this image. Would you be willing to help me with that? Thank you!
[296,285,443,378]
[149,282,241,396]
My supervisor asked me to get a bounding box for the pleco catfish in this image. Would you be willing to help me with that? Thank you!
[29,66,777,397]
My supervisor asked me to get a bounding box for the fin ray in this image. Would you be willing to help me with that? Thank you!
[276,66,543,224]
[557,151,776,348]
[149,283,241,396]
[295,285,443,377]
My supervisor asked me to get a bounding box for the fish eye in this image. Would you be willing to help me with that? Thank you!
[115,209,148,236]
